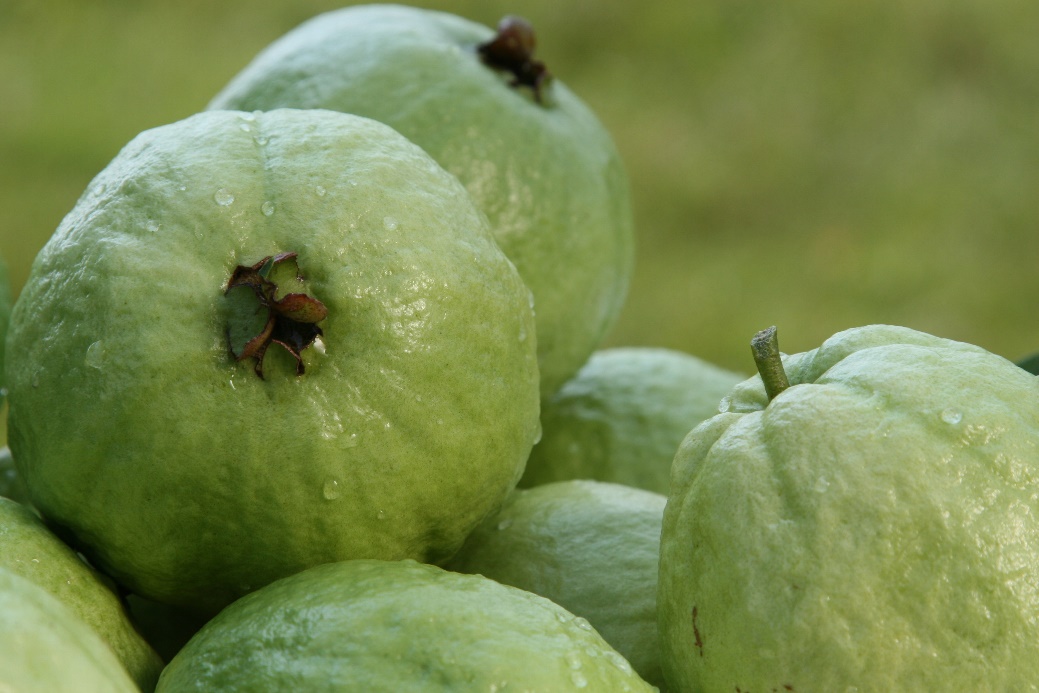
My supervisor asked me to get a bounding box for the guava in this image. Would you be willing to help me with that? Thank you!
[658,324,1039,691]
[6,108,540,615]
[446,479,668,690]
[207,4,635,399]
[0,496,163,689]
[0,566,139,693]
[156,558,655,692]
[520,347,744,494]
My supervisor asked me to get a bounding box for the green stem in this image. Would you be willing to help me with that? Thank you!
[751,326,790,402]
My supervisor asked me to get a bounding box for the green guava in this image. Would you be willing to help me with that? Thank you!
[446,479,668,690]
[6,108,540,615]
[520,347,744,494]
[0,566,139,693]
[207,4,635,399]
[658,324,1039,691]
[0,496,163,689]
[156,558,656,692]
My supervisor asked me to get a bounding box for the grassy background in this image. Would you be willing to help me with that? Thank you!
[2,0,1037,375]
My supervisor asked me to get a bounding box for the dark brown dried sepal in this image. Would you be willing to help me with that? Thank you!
[477,15,552,104]
[225,252,328,379]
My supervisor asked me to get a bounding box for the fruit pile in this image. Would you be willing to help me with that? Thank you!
[2,4,1038,692]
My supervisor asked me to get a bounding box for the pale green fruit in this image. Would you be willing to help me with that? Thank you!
[0,496,163,689]
[208,4,635,399]
[659,325,1039,691]
[156,558,656,692]
[521,348,744,494]
[446,480,668,690]
[6,108,540,615]
[0,566,139,693]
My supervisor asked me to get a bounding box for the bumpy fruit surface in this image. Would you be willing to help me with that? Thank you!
[7,108,540,615]
[521,347,744,494]
[156,559,656,692]
[659,325,1039,691]
[0,497,163,689]
[447,480,668,689]
[0,567,139,693]
[208,4,635,398]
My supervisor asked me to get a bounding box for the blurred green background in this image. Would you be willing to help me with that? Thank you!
[1,0,1037,374]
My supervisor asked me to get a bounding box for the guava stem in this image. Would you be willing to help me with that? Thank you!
[751,326,790,402]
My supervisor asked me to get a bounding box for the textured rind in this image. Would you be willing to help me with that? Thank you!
[156,559,656,692]
[446,480,668,690]
[521,347,744,494]
[0,497,163,690]
[659,325,1039,691]
[7,108,540,615]
[0,567,139,693]
[208,4,635,399]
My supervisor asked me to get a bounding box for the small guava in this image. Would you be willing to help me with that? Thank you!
[520,347,744,494]
[156,559,656,692]
[0,566,139,693]
[208,4,635,399]
[0,496,164,690]
[446,479,668,690]
[658,325,1039,691]
[6,108,540,615]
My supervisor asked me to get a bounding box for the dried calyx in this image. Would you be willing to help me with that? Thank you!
[225,251,327,379]
[477,15,552,104]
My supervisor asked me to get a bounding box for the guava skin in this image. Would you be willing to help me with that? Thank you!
[6,108,540,616]
[0,567,139,693]
[520,347,744,494]
[0,497,163,690]
[446,480,669,690]
[658,325,1039,691]
[207,4,635,399]
[156,559,656,692]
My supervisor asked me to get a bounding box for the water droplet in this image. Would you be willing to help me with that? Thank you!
[322,479,341,501]
[31,558,39,564]
[718,396,732,413]
[604,651,632,673]
[565,651,583,670]
[254,135,269,146]
[518,325,527,342]
[573,616,594,631]
[145,220,160,233]
[261,201,276,216]
[178,185,187,192]
[497,518,513,531]
[239,122,251,132]
[343,433,359,448]
[383,216,399,231]
[532,421,543,445]
[85,341,105,369]
[377,510,387,521]
[315,185,327,197]
[814,476,830,493]
[214,188,235,206]
[570,672,588,688]
[312,336,326,356]
[941,409,963,425]
[240,111,256,122]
